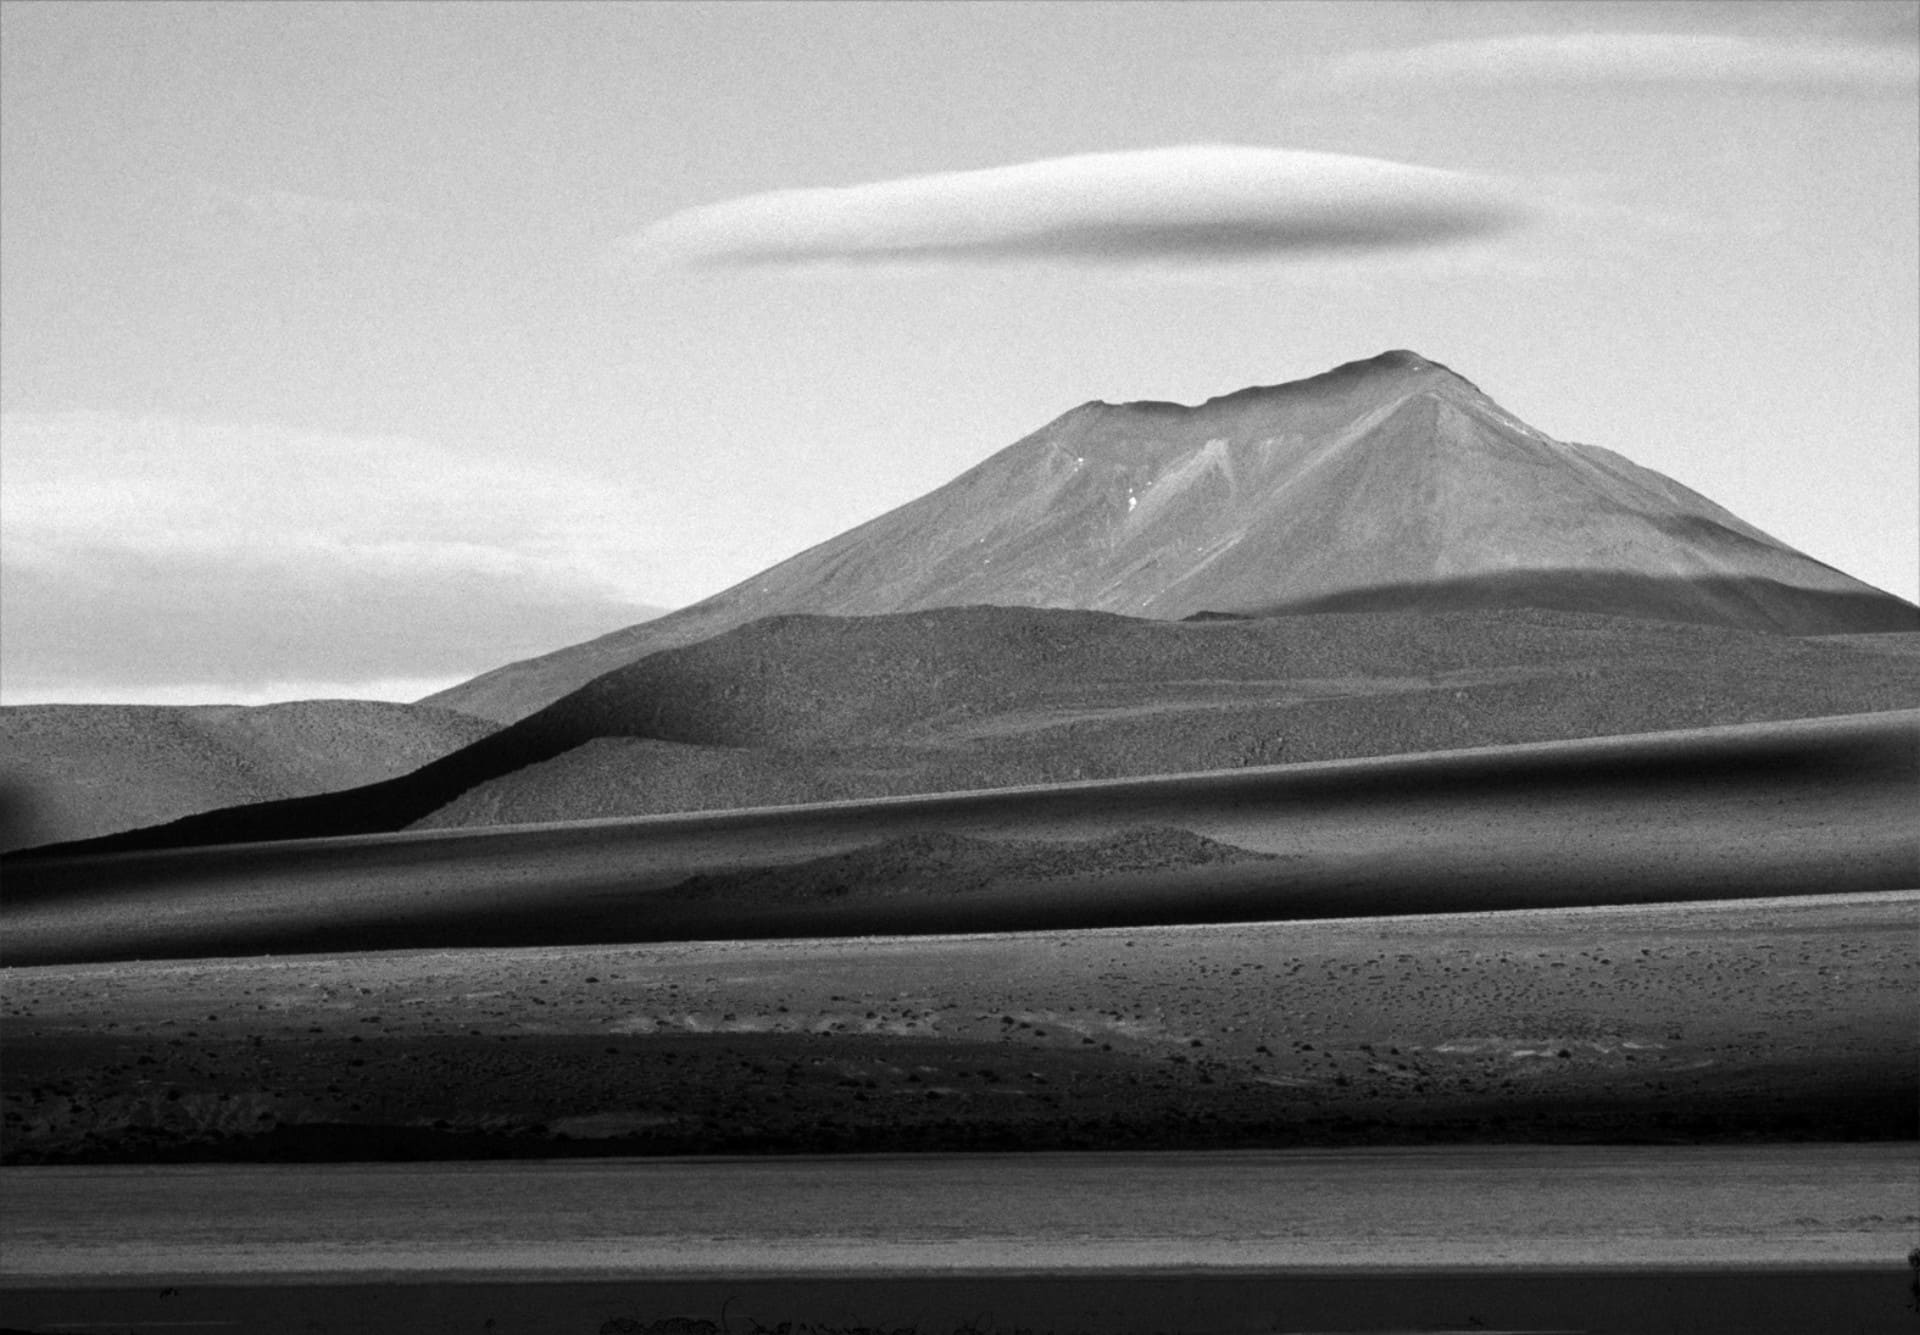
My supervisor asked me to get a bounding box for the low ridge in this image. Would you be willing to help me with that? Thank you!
[0,700,500,853]
[29,605,1919,855]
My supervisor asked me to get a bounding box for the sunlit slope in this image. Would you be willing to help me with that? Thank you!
[6,711,1914,966]
[0,700,499,853]
[33,605,1920,854]
[427,351,1919,723]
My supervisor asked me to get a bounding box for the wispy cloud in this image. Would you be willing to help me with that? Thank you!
[0,414,660,702]
[625,145,1537,272]
[1328,32,1920,95]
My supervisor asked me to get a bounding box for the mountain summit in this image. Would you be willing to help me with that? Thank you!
[431,351,1917,722]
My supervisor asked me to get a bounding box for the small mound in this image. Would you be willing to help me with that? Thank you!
[666,826,1276,907]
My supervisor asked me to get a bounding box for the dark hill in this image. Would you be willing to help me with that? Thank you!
[0,700,499,853]
[27,604,1920,855]
[424,351,1919,724]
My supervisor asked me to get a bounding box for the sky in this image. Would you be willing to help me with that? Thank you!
[2,0,1916,706]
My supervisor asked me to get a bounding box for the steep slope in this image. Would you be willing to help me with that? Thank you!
[0,700,499,852]
[34,605,1920,855]
[427,351,1918,723]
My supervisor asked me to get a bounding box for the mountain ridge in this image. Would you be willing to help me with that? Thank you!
[426,350,1917,723]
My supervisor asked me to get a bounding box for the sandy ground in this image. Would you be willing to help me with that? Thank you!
[4,1266,1913,1335]
[4,892,1913,1162]
[6,1146,1914,1276]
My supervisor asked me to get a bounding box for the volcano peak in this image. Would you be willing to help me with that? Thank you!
[425,352,1919,721]
[1278,347,1482,397]
[1085,349,1478,419]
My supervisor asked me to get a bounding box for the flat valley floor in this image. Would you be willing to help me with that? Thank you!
[7,890,1914,1331]
[4,892,1914,1159]
[3,1146,1915,1334]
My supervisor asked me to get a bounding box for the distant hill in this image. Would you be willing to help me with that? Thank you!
[34,605,1920,855]
[0,700,498,852]
[424,350,1919,724]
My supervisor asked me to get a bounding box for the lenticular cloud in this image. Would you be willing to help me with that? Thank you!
[628,145,1534,270]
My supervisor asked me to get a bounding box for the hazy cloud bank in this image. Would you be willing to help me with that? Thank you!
[1328,32,1920,94]
[628,145,1535,271]
[0,414,660,703]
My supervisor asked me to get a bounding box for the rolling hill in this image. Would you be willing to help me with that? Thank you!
[425,350,1919,724]
[0,700,498,853]
[25,604,1920,855]
[6,709,1914,964]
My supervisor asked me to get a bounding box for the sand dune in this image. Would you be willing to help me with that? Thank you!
[6,710,1913,967]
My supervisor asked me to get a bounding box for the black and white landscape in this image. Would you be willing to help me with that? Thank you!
[4,4,1918,1333]
[6,346,1917,1330]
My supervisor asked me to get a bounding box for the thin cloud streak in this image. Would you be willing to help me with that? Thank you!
[1329,32,1920,94]
[627,146,1537,271]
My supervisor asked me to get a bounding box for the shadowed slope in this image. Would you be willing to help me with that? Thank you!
[0,701,499,852]
[426,352,1918,723]
[18,605,1920,855]
[4,711,1914,965]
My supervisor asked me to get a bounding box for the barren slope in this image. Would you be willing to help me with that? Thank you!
[0,701,499,852]
[417,605,1920,832]
[7,711,1914,966]
[45,604,1920,853]
[427,351,1919,723]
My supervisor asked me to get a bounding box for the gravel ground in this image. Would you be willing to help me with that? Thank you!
[4,891,1912,1163]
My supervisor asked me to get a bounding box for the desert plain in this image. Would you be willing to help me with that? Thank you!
[6,884,1916,1162]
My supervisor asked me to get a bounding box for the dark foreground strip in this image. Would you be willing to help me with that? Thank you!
[2,1267,1912,1335]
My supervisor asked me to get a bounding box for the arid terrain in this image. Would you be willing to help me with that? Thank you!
[7,710,1913,966]
[5,891,1913,1163]
[24,606,1920,855]
[6,1146,1912,1333]
[4,354,1915,1183]
[8,1,1918,1316]
[9,352,1916,859]
[424,351,1920,725]
[0,698,498,852]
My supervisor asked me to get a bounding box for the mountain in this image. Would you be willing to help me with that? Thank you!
[0,700,498,853]
[425,350,1919,723]
[29,605,1920,855]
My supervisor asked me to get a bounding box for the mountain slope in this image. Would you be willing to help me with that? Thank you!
[0,700,499,852]
[32,605,1920,855]
[409,606,1920,832]
[427,351,1917,724]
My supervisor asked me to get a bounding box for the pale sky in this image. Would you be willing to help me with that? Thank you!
[3,0,1916,705]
